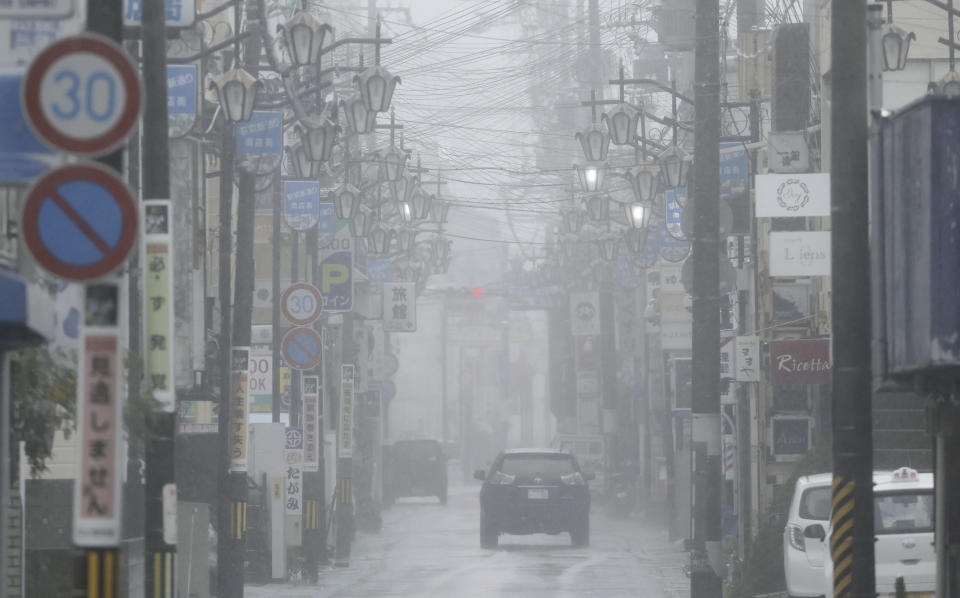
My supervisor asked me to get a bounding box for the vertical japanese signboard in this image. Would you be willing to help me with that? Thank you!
[143,200,175,412]
[735,336,760,382]
[338,365,355,458]
[229,347,250,472]
[302,376,320,472]
[73,284,123,546]
[318,228,353,312]
[284,428,303,515]
[383,282,416,332]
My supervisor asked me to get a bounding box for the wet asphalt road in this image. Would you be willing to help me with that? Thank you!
[245,481,689,598]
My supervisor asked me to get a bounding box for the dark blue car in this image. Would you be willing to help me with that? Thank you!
[475,449,592,548]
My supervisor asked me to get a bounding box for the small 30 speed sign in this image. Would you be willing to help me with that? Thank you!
[23,33,143,157]
[280,282,323,326]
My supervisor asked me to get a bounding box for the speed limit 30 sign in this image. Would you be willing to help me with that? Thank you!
[22,33,143,157]
[280,282,323,326]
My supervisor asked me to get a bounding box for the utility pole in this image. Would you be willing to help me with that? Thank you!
[142,0,176,595]
[690,0,722,595]
[830,1,875,597]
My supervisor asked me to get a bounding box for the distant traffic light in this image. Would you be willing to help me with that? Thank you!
[472,286,483,299]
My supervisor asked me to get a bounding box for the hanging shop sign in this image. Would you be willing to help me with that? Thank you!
[229,347,250,472]
[769,338,832,385]
[237,110,282,175]
[771,416,812,459]
[166,64,196,138]
[0,0,74,18]
[768,231,831,277]
[756,173,830,218]
[302,376,320,473]
[383,282,416,332]
[142,200,175,412]
[248,345,272,414]
[735,335,760,382]
[569,291,600,336]
[73,283,123,547]
[283,180,321,231]
[338,364,355,458]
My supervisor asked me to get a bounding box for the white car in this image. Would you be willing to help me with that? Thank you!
[783,472,832,597]
[809,467,934,598]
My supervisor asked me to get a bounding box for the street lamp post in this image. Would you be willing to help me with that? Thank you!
[210,45,260,598]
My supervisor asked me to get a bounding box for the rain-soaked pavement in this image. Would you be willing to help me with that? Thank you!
[245,477,689,598]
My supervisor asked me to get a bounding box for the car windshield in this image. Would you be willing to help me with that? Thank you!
[393,441,440,461]
[874,491,934,534]
[799,486,831,520]
[499,454,577,477]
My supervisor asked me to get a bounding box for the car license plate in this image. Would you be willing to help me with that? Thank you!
[527,488,548,500]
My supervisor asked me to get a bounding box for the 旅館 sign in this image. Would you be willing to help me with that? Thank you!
[770,338,832,384]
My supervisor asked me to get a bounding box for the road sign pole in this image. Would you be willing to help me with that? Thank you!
[77,1,123,596]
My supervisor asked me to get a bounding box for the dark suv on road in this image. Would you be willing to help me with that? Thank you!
[475,449,593,548]
[384,439,448,505]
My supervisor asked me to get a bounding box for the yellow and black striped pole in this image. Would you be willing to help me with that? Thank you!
[82,549,119,598]
[830,0,875,596]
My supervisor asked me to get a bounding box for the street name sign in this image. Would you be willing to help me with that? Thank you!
[280,282,322,326]
[0,0,74,18]
[281,327,323,371]
[22,163,138,281]
[123,0,196,28]
[283,180,321,231]
[23,34,142,156]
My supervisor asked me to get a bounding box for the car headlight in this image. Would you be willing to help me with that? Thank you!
[786,524,806,552]
[561,472,586,486]
[489,471,516,485]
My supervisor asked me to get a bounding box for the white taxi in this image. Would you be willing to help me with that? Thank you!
[819,467,935,598]
[783,472,832,597]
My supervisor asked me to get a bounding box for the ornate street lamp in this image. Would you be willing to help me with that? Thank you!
[211,67,259,123]
[375,144,408,182]
[625,163,659,203]
[396,227,417,253]
[561,207,585,234]
[341,94,377,135]
[389,170,420,205]
[585,194,610,222]
[399,200,414,223]
[367,224,394,255]
[575,161,606,193]
[286,144,320,179]
[658,144,690,189]
[349,204,374,239]
[410,187,434,221]
[575,123,610,162]
[355,65,401,113]
[624,200,652,230]
[624,227,649,255]
[331,183,362,220]
[280,10,331,67]
[597,234,618,262]
[297,115,339,163]
[430,197,450,224]
[431,238,451,264]
[938,70,960,96]
[881,24,915,72]
[602,102,639,146]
